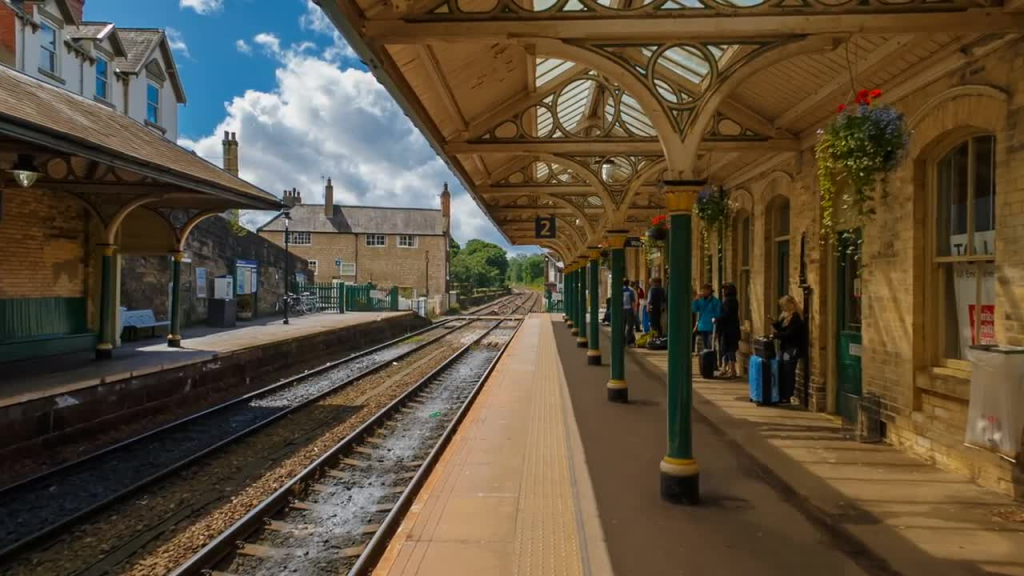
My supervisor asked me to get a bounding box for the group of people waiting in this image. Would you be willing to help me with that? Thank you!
[597,277,804,400]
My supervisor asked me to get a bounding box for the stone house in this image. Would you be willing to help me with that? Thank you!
[0,0,185,141]
[258,181,452,299]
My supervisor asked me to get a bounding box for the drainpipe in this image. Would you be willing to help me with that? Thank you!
[799,232,811,410]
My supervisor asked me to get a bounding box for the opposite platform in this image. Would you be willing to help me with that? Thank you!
[373,314,612,576]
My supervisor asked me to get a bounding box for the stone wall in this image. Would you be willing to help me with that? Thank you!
[719,40,1024,498]
[121,215,310,325]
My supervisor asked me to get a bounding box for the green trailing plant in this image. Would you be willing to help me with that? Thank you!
[227,209,249,237]
[695,186,731,246]
[816,88,909,255]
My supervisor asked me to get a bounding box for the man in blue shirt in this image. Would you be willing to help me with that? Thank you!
[691,283,720,352]
[622,278,637,346]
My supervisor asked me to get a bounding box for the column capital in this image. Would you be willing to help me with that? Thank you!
[171,251,186,262]
[659,180,706,215]
[604,229,630,249]
[97,243,118,256]
[588,247,602,261]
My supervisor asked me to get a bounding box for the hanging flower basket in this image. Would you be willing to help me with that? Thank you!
[816,89,909,248]
[648,214,668,241]
[695,185,731,245]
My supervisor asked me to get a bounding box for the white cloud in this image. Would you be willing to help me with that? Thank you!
[179,0,223,15]
[235,39,252,55]
[177,45,512,249]
[253,32,281,56]
[299,0,355,62]
[165,27,190,58]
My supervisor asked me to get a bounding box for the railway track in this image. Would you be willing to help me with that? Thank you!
[0,318,483,569]
[170,292,537,576]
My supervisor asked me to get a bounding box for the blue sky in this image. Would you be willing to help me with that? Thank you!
[83,0,536,254]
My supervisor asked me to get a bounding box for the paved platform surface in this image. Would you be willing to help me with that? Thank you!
[0,311,408,408]
[374,314,612,576]
[619,327,1024,576]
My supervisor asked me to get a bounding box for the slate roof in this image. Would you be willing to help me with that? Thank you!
[68,22,111,40]
[114,28,162,72]
[260,205,446,236]
[0,64,279,209]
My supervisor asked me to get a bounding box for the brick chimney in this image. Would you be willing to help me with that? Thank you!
[440,182,451,233]
[67,0,85,22]
[324,177,334,218]
[221,131,239,177]
[282,187,301,207]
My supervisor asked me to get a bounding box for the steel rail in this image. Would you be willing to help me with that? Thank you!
[169,293,536,576]
[0,317,473,564]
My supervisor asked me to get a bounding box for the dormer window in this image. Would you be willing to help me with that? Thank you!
[95,57,109,100]
[147,81,160,124]
[39,21,59,75]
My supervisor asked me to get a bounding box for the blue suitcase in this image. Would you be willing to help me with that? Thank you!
[748,356,780,405]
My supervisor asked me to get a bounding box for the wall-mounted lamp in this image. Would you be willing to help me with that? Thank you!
[600,158,615,183]
[8,155,42,188]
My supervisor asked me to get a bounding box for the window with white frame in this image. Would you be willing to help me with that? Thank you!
[341,263,356,276]
[398,235,417,248]
[308,260,318,273]
[147,81,161,124]
[288,231,311,245]
[931,135,996,364]
[366,234,386,247]
[95,57,109,100]
[39,21,59,75]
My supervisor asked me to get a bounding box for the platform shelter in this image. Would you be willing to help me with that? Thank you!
[0,65,282,363]
[318,1,1024,501]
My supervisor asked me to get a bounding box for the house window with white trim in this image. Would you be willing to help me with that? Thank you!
[398,235,417,248]
[931,135,996,364]
[39,21,59,75]
[288,231,311,245]
[366,234,386,247]
[308,260,318,274]
[95,57,110,100]
[341,263,356,276]
[147,81,161,124]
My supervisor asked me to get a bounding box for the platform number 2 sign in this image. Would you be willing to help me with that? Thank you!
[535,216,557,239]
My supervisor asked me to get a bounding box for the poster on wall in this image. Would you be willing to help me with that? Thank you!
[950,231,996,356]
[236,259,259,296]
[196,268,207,298]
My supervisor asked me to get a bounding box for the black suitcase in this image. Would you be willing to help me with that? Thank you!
[699,348,717,379]
[646,337,667,351]
[753,336,776,359]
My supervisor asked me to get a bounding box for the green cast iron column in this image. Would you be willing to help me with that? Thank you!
[606,232,628,403]
[576,257,588,348]
[587,249,601,366]
[660,182,702,505]
[168,252,184,348]
[570,267,579,334]
[95,244,116,360]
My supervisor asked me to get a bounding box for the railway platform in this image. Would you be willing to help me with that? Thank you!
[374,314,1024,576]
[0,311,424,451]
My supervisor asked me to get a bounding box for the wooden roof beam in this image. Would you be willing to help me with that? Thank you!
[450,139,799,155]
[363,10,1023,43]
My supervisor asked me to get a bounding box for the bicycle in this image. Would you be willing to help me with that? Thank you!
[276,292,306,316]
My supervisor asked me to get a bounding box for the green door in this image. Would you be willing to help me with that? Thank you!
[836,233,863,423]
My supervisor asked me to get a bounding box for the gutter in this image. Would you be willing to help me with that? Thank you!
[313,0,511,244]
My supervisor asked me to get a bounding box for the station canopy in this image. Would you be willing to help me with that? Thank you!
[319,0,1022,262]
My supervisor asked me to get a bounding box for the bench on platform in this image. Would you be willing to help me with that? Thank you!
[120,309,170,341]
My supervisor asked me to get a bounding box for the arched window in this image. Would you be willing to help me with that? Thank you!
[732,210,752,328]
[766,196,791,313]
[931,135,996,363]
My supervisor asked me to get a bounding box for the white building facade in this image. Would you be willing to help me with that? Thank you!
[0,0,185,140]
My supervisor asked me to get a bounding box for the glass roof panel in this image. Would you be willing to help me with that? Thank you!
[536,58,575,87]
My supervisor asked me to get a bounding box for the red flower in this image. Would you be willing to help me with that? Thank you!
[870,89,882,99]
[651,215,667,226]
[857,89,870,100]
[837,103,846,114]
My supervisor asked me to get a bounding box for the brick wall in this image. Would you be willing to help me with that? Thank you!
[721,40,1024,498]
[0,4,15,66]
[259,231,448,297]
[0,189,89,300]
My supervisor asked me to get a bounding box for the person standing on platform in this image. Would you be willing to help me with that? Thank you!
[622,278,637,346]
[691,284,720,352]
[647,277,666,337]
[632,281,645,333]
[771,294,805,403]
[716,283,741,379]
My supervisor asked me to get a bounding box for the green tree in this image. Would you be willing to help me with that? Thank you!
[508,253,546,285]
[451,239,509,291]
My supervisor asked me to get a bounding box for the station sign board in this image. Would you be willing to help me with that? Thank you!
[535,216,557,239]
